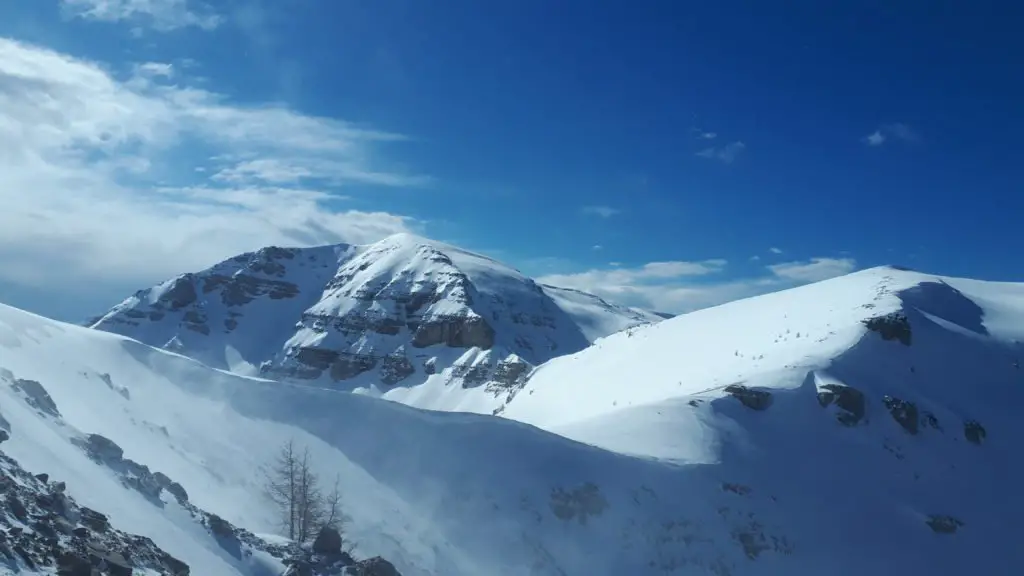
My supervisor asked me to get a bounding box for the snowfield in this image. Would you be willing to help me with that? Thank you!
[2,265,1024,574]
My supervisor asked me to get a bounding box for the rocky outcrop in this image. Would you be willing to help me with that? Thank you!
[816,384,866,426]
[11,379,61,418]
[863,312,912,346]
[73,433,189,506]
[161,275,199,310]
[282,526,403,576]
[882,396,919,435]
[282,348,379,382]
[423,357,437,375]
[0,447,191,575]
[926,514,964,534]
[410,315,495,349]
[380,350,416,385]
[203,274,301,306]
[964,420,986,444]
[724,385,774,411]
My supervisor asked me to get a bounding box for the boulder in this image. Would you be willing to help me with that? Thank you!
[312,525,343,556]
[346,556,402,576]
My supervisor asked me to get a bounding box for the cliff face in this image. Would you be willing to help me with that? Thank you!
[90,233,662,394]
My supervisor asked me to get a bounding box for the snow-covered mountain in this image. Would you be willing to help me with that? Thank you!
[4,265,1023,574]
[89,233,662,404]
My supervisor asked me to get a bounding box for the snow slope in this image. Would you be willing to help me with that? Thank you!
[4,265,1023,574]
[89,233,662,409]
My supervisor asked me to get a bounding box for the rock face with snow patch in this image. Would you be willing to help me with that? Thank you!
[90,233,662,400]
[0,445,192,575]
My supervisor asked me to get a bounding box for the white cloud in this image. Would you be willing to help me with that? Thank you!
[61,0,222,31]
[690,127,717,140]
[862,123,920,146]
[539,256,857,314]
[581,205,620,218]
[769,247,783,254]
[0,38,423,289]
[592,245,603,251]
[863,130,886,146]
[696,141,746,164]
[767,258,856,282]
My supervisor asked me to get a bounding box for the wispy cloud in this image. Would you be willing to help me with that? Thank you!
[862,123,920,146]
[690,127,718,140]
[61,0,222,31]
[769,247,783,254]
[0,38,424,289]
[581,205,620,218]
[539,256,857,314]
[767,258,856,282]
[696,141,746,164]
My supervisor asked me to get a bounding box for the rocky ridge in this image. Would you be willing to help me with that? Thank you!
[0,368,404,576]
[90,234,662,398]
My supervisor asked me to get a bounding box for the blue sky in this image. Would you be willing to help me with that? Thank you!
[0,1,1021,321]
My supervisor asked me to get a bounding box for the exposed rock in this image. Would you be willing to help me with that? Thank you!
[964,420,986,445]
[206,514,234,538]
[56,550,93,575]
[346,556,402,576]
[12,379,61,417]
[161,275,198,310]
[411,315,495,350]
[380,351,416,385]
[926,514,964,534]
[816,384,866,426]
[863,312,912,345]
[423,357,437,375]
[203,274,301,306]
[0,447,191,575]
[490,355,531,389]
[83,434,124,462]
[79,507,110,532]
[312,525,343,555]
[724,384,773,411]
[882,396,919,435]
[330,353,378,381]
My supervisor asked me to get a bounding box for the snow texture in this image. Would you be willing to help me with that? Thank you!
[2,264,1024,574]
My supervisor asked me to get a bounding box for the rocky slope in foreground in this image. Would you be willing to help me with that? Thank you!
[89,233,661,400]
[0,376,401,576]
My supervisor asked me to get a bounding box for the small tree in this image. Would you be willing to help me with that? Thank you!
[264,439,298,540]
[264,440,348,545]
[294,447,322,543]
[321,474,343,530]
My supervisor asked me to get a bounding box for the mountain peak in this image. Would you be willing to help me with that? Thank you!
[90,235,662,403]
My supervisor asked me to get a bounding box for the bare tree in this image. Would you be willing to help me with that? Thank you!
[265,441,349,546]
[294,447,323,542]
[264,439,298,540]
[321,474,343,530]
